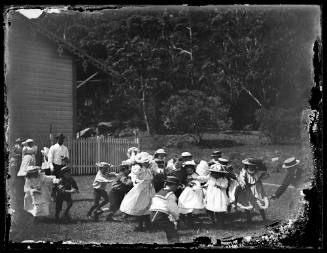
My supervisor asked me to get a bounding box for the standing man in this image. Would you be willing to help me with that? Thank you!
[48,133,69,179]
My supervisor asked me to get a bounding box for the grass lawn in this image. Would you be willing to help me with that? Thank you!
[9,144,311,244]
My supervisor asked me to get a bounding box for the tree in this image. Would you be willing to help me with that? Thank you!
[161,90,232,143]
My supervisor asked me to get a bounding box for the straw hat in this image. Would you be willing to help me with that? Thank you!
[241,159,256,166]
[218,158,229,166]
[25,139,34,143]
[207,163,229,173]
[95,162,113,168]
[182,160,196,168]
[211,150,222,157]
[155,149,166,155]
[181,152,192,157]
[26,165,40,174]
[282,157,300,169]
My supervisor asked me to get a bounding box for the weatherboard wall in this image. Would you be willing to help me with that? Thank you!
[6,14,74,148]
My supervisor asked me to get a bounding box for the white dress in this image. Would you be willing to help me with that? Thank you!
[24,173,57,217]
[178,180,205,214]
[205,177,230,212]
[120,167,156,216]
[18,146,37,177]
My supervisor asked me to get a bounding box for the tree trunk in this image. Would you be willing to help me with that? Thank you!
[141,77,151,135]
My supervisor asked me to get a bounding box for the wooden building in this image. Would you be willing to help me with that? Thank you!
[6,11,119,149]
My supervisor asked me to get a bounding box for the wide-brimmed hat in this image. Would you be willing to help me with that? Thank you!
[135,152,151,164]
[61,166,71,173]
[282,157,300,169]
[25,139,34,143]
[95,162,113,168]
[26,165,40,174]
[155,149,166,155]
[164,176,181,185]
[181,152,192,157]
[56,133,65,139]
[182,160,196,168]
[218,158,229,166]
[242,159,256,166]
[207,163,229,173]
[211,150,222,157]
[131,164,143,175]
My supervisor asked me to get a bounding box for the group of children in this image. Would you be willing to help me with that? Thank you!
[16,139,303,243]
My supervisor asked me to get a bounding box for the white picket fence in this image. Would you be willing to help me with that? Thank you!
[66,137,139,175]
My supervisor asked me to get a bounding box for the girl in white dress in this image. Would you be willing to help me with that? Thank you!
[24,166,59,220]
[120,152,156,231]
[204,163,230,226]
[18,139,38,177]
[178,161,205,226]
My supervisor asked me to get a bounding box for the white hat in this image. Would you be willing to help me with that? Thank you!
[135,152,151,164]
[181,152,192,157]
[182,160,196,167]
[25,139,34,143]
[26,165,40,174]
[155,149,166,155]
[218,158,229,165]
[207,163,229,173]
[282,157,300,169]
[131,164,143,175]
[95,162,113,168]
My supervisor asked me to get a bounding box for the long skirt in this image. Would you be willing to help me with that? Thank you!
[24,193,51,217]
[120,182,155,216]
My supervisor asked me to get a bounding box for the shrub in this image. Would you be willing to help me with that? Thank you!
[255,107,301,144]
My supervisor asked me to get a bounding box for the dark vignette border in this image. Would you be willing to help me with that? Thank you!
[3,3,323,250]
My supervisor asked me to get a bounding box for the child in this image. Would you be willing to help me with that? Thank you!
[105,162,134,221]
[24,166,59,220]
[87,162,114,221]
[178,161,204,226]
[149,176,181,244]
[55,166,79,223]
[235,158,269,222]
[208,150,222,166]
[218,158,238,213]
[41,147,51,175]
[120,152,156,231]
[204,163,230,226]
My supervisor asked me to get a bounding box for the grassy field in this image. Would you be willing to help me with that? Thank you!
[9,144,312,244]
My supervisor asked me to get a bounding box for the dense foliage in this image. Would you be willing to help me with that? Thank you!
[38,6,319,140]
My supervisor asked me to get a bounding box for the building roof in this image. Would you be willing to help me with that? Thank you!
[10,11,122,80]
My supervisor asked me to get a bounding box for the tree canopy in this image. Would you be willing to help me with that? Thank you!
[37,6,320,137]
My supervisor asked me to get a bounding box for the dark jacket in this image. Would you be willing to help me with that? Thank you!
[111,173,133,193]
[274,167,303,198]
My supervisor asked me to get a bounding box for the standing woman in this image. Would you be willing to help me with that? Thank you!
[10,138,23,174]
[17,139,38,177]
[120,152,156,231]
